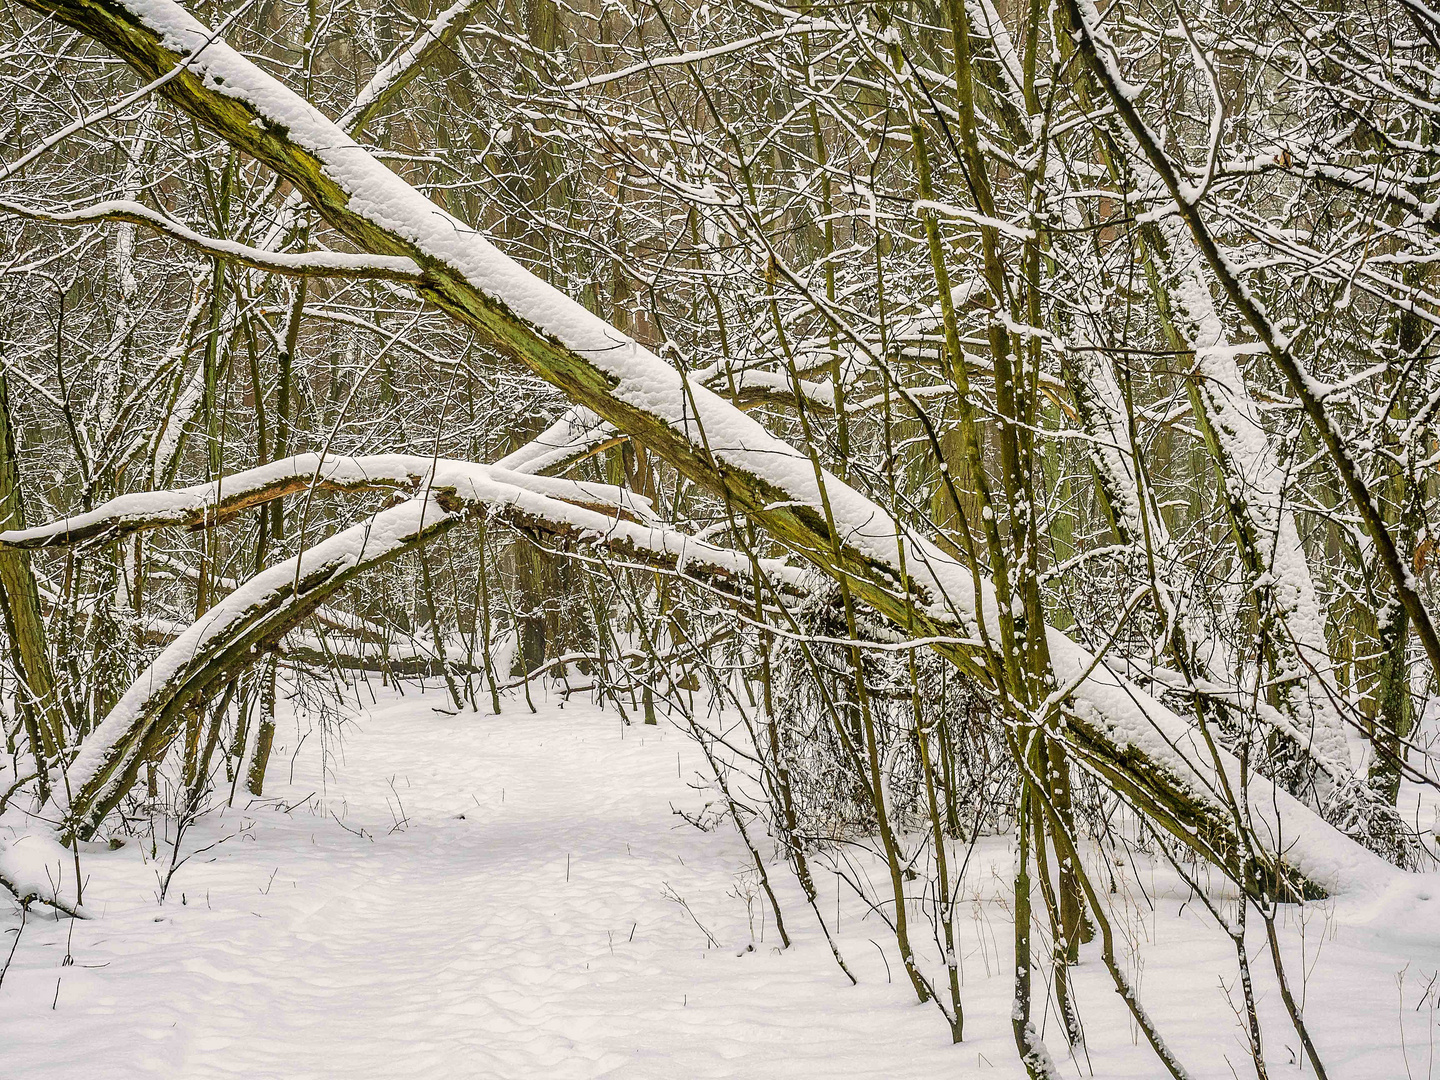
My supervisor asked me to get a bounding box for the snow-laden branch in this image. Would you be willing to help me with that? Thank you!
[0,199,422,281]
[554,16,847,93]
[977,0,1358,792]
[339,0,481,134]
[0,452,657,549]
[492,407,619,475]
[0,830,89,918]
[52,495,459,838]
[1061,0,1440,700]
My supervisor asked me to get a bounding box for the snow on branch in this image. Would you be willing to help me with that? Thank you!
[0,831,89,918]
[10,451,801,839]
[0,453,659,550]
[555,16,847,93]
[1061,0,1440,694]
[0,454,415,549]
[0,199,423,281]
[340,0,481,134]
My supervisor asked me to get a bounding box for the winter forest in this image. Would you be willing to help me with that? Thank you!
[2,0,1439,1074]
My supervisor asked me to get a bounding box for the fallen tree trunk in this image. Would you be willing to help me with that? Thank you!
[3,454,805,836]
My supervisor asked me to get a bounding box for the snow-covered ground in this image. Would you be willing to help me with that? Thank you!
[3,686,1435,1078]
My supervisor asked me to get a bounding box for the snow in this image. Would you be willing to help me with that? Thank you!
[0,454,406,547]
[5,454,803,832]
[0,453,655,548]
[557,16,844,94]
[491,408,612,475]
[1047,627,1401,899]
[1062,329,1151,545]
[2,688,1434,1077]
[107,0,908,592]
[0,448,796,607]
[914,200,1038,240]
[1170,248,1354,780]
[1062,0,1354,786]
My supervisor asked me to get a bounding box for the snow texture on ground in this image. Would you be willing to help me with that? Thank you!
[2,687,1435,1078]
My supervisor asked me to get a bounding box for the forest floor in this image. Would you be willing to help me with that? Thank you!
[2,685,1436,1078]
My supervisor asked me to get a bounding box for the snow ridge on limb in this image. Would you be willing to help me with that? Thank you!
[249,0,483,263]
[492,407,618,475]
[0,453,660,550]
[0,198,422,280]
[339,0,481,135]
[1123,139,1361,792]
[0,830,88,918]
[19,0,1406,899]
[1166,254,1355,781]
[0,454,419,548]
[9,495,459,842]
[1059,329,1152,547]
